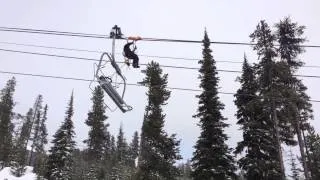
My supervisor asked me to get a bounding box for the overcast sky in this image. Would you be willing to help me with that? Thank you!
[0,0,319,166]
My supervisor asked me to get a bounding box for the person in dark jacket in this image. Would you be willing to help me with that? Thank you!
[123,36,141,68]
[123,42,139,68]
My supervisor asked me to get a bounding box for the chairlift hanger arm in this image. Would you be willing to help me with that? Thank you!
[95,52,109,78]
[91,25,132,113]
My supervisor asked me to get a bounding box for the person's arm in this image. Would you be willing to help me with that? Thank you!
[124,42,133,50]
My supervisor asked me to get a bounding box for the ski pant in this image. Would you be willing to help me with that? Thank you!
[125,52,139,67]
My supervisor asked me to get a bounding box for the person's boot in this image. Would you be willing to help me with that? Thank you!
[124,59,130,66]
[133,63,137,68]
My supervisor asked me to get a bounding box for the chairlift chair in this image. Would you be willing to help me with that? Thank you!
[91,25,133,113]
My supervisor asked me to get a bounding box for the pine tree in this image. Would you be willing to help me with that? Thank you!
[11,112,28,179]
[0,77,16,166]
[84,161,105,180]
[235,55,280,180]
[28,95,43,166]
[191,31,235,180]
[36,175,47,180]
[275,17,305,69]
[11,112,24,145]
[102,130,114,178]
[275,17,312,180]
[129,131,139,167]
[85,86,108,161]
[33,104,48,177]
[116,124,128,163]
[71,149,88,180]
[111,124,135,179]
[110,135,116,153]
[46,92,76,180]
[86,165,99,180]
[178,160,192,180]
[84,86,108,179]
[29,102,42,165]
[110,135,116,165]
[288,150,300,180]
[103,130,112,161]
[19,108,33,153]
[10,161,26,177]
[250,20,286,179]
[39,104,48,152]
[10,109,33,176]
[305,128,320,180]
[101,134,117,179]
[137,61,181,180]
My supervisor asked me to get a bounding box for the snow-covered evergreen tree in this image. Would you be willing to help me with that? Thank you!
[129,131,139,167]
[85,86,108,161]
[10,161,26,177]
[71,149,89,179]
[116,124,128,163]
[0,77,16,167]
[103,130,112,160]
[28,95,43,166]
[137,61,181,180]
[84,86,109,179]
[250,20,286,179]
[34,104,48,153]
[102,130,115,178]
[275,17,312,180]
[46,92,76,180]
[85,164,99,180]
[29,103,42,165]
[235,55,280,180]
[109,135,116,166]
[178,160,192,180]
[191,31,235,180]
[305,128,320,180]
[10,109,33,175]
[10,109,37,177]
[110,124,137,179]
[33,104,48,177]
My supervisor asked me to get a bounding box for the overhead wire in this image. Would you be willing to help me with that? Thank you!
[1,47,320,79]
[0,41,103,53]
[0,27,319,96]
[0,41,246,64]
[0,26,107,39]
[0,26,320,48]
[0,70,319,103]
[1,41,320,68]
[0,28,319,117]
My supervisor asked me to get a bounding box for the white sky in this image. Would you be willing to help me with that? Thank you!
[0,0,319,167]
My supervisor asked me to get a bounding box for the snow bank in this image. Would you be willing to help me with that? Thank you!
[0,166,37,180]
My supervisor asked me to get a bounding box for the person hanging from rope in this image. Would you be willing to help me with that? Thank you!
[123,36,142,68]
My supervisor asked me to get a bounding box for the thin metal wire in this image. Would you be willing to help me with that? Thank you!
[0,70,319,103]
[0,26,320,48]
[0,41,319,68]
[0,47,320,79]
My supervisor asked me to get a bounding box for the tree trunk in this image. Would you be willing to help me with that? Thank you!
[273,106,286,180]
[302,125,312,179]
[26,96,41,166]
[289,91,310,180]
[295,119,310,180]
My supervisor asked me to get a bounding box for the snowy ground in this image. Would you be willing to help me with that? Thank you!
[0,167,36,180]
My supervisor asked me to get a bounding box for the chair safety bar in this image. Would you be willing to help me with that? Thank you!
[98,76,132,113]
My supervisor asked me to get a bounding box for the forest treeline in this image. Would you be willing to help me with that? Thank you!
[0,17,320,180]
